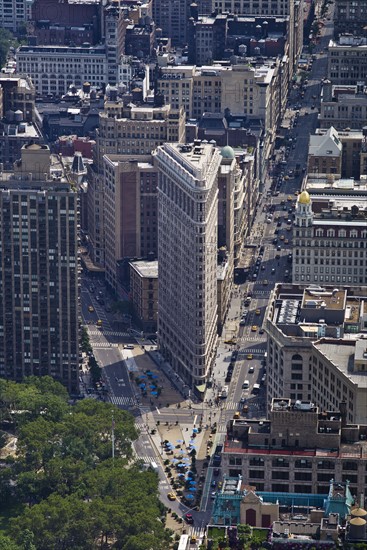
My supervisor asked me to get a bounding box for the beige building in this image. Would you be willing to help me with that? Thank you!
[87,98,185,269]
[129,260,158,333]
[293,188,367,286]
[222,398,367,498]
[156,141,221,391]
[157,62,281,157]
[265,284,367,425]
[328,36,367,85]
[320,81,367,132]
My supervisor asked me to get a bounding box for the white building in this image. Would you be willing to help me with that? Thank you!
[0,0,31,32]
[16,45,108,96]
[293,189,367,286]
[264,283,367,425]
[156,140,221,390]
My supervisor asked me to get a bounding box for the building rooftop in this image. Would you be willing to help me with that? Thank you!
[313,340,367,388]
[129,259,158,279]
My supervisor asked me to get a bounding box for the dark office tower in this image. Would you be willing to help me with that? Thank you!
[153,0,191,45]
[0,143,79,393]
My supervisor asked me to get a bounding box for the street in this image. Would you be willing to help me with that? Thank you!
[77,8,335,543]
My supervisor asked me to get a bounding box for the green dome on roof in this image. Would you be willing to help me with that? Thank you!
[221,145,235,159]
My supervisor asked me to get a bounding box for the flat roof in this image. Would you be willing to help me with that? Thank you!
[129,259,158,279]
[302,288,346,311]
[313,340,367,388]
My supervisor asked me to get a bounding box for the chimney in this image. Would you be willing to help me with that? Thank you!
[339,401,347,427]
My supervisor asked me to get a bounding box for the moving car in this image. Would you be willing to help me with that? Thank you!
[251,325,258,332]
[249,366,254,373]
[168,493,176,501]
[247,354,253,360]
[185,514,194,524]
[255,309,261,315]
[88,305,94,312]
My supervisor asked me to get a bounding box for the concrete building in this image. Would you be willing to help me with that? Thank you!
[307,126,343,178]
[292,188,367,286]
[87,96,185,269]
[0,0,32,32]
[320,81,367,132]
[0,143,79,393]
[264,284,367,424]
[0,75,42,170]
[156,141,221,391]
[129,259,158,333]
[328,36,367,85]
[102,154,158,290]
[187,14,289,66]
[308,126,366,180]
[222,398,367,498]
[156,61,282,158]
[208,0,304,74]
[334,0,367,38]
[17,44,108,96]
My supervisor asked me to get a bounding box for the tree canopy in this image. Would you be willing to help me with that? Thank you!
[0,377,171,549]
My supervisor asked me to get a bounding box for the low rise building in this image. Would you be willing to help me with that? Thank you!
[265,284,367,424]
[17,45,108,96]
[308,126,366,180]
[129,259,158,333]
[221,398,367,498]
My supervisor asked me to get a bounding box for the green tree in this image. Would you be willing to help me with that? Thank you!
[0,534,18,550]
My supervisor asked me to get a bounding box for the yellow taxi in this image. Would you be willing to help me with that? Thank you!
[168,493,176,501]
[247,354,253,360]
[233,412,241,419]
[88,305,94,313]
[251,325,258,332]
[255,309,261,315]
[287,195,292,201]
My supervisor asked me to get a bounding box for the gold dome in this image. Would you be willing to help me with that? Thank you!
[350,517,366,526]
[298,190,311,205]
[351,508,367,517]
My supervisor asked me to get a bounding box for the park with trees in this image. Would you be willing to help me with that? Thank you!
[0,376,172,549]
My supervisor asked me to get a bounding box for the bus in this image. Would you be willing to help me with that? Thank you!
[178,534,190,550]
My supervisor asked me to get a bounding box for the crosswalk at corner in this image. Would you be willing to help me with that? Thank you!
[190,526,206,539]
[110,395,138,407]
[87,330,130,337]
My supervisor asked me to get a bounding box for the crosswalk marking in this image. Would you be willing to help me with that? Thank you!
[238,348,266,355]
[90,343,119,348]
[133,452,160,463]
[87,330,130,337]
[191,526,205,538]
[110,395,138,407]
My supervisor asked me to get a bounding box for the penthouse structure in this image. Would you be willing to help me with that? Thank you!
[0,144,79,393]
[222,398,367,500]
[156,141,221,390]
[265,284,367,424]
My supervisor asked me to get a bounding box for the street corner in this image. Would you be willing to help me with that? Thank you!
[126,349,188,410]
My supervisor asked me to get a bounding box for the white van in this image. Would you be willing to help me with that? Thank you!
[221,386,228,398]
[242,380,250,389]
